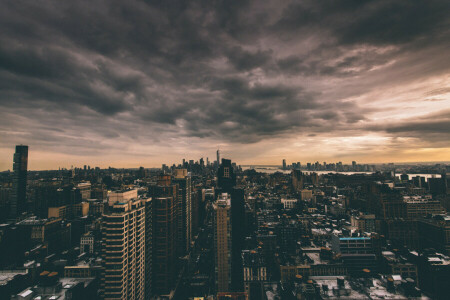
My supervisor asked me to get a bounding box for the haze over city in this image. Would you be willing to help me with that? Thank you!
[0,0,449,170]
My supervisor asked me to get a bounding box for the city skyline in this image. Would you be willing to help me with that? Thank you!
[2,145,450,171]
[1,0,450,170]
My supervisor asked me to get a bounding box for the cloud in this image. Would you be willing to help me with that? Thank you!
[273,0,449,46]
[0,0,449,169]
[369,109,450,137]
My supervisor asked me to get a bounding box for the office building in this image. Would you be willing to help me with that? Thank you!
[217,150,220,169]
[77,182,91,200]
[173,169,192,255]
[230,188,245,292]
[217,159,245,291]
[153,196,177,295]
[403,196,445,219]
[149,175,178,296]
[351,213,376,233]
[281,198,298,210]
[300,189,313,201]
[218,159,236,193]
[10,145,28,219]
[17,217,71,254]
[418,215,450,255]
[80,231,94,254]
[291,170,304,191]
[242,250,267,297]
[331,234,377,275]
[214,193,232,292]
[0,187,10,222]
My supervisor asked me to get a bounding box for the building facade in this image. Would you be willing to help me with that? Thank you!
[173,169,192,255]
[214,193,232,292]
[10,145,28,219]
[101,199,146,299]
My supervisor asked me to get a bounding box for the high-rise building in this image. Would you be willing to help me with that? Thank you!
[242,250,267,298]
[217,159,244,291]
[214,193,232,292]
[191,189,200,237]
[77,182,91,200]
[418,215,450,256]
[153,196,177,295]
[218,159,236,192]
[0,188,11,222]
[230,188,245,292]
[33,185,59,219]
[217,149,220,169]
[282,159,286,170]
[138,166,146,178]
[292,170,304,191]
[10,145,28,219]
[101,199,146,299]
[108,189,138,207]
[144,198,153,299]
[148,176,178,296]
[173,169,192,255]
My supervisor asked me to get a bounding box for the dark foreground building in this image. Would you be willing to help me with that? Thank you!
[10,145,28,220]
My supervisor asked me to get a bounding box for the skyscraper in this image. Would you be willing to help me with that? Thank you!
[173,169,192,255]
[217,158,244,291]
[230,188,245,292]
[144,198,153,300]
[10,145,28,219]
[282,159,286,170]
[148,176,178,295]
[101,198,147,299]
[217,149,220,169]
[214,193,232,292]
[153,196,177,295]
[218,159,236,192]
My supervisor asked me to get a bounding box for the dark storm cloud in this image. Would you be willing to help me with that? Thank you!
[0,0,449,159]
[181,78,318,143]
[273,0,449,45]
[225,46,273,71]
[365,110,450,146]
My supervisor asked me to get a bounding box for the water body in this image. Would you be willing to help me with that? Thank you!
[242,166,441,180]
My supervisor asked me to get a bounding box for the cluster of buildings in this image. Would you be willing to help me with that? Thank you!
[282,159,449,175]
[281,159,377,172]
[0,145,449,299]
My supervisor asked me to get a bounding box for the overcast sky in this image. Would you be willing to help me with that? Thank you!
[1,0,449,170]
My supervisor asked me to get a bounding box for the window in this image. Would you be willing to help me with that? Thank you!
[224,167,230,178]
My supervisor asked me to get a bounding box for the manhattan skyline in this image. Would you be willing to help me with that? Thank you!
[1,0,450,170]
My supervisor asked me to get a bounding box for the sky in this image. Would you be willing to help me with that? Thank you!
[0,0,450,170]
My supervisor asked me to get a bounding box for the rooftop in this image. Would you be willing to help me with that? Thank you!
[0,269,28,286]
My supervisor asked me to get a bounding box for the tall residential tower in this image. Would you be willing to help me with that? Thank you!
[10,145,28,219]
[173,169,192,255]
[101,194,148,299]
[213,193,232,292]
